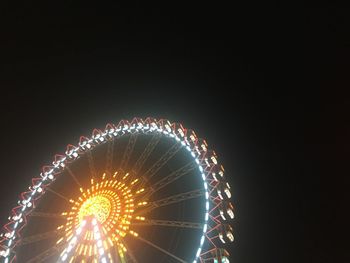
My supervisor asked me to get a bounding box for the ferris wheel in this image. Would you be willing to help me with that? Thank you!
[0,117,234,263]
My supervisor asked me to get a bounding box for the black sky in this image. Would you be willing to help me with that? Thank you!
[0,4,349,263]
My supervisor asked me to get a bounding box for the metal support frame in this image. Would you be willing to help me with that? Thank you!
[132,134,162,174]
[29,212,65,219]
[18,230,62,246]
[27,243,64,263]
[135,235,187,263]
[120,133,138,170]
[105,139,115,176]
[86,149,97,179]
[136,189,204,215]
[145,161,197,198]
[142,142,182,182]
[133,219,203,229]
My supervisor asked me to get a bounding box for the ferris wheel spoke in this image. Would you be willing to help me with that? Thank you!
[18,230,62,246]
[29,211,65,219]
[141,142,182,184]
[27,243,64,263]
[46,188,71,203]
[65,166,82,188]
[133,219,203,229]
[135,189,204,215]
[133,235,187,263]
[105,139,115,176]
[120,133,138,171]
[122,240,139,263]
[144,161,197,199]
[132,133,162,174]
[86,149,97,179]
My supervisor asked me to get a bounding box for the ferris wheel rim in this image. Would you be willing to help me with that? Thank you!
[0,117,232,263]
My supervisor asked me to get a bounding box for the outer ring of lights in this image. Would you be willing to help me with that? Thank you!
[0,118,232,263]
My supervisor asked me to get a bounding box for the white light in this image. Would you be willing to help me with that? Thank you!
[224,187,231,198]
[203,224,207,233]
[227,231,234,242]
[219,233,225,243]
[99,248,104,255]
[228,208,234,219]
[220,210,226,220]
[196,248,201,258]
[101,257,107,263]
[97,240,102,247]
[200,235,205,246]
[206,201,209,210]
[218,190,223,200]
[205,212,209,221]
[61,253,67,261]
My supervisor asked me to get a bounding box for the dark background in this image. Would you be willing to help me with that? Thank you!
[0,4,349,263]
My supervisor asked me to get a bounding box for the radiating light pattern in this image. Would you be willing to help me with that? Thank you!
[57,171,142,261]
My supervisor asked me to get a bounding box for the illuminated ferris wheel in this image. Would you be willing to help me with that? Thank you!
[0,118,234,263]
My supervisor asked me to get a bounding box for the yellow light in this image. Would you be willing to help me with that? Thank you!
[129,230,138,237]
[78,195,111,223]
[136,188,144,194]
[123,173,129,180]
[61,176,139,259]
[131,179,138,185]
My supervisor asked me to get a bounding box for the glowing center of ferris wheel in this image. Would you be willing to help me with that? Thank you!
[59,172,144,260]
[78,195,112,223]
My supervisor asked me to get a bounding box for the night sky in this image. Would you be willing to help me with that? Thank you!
[0,4,349,263]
